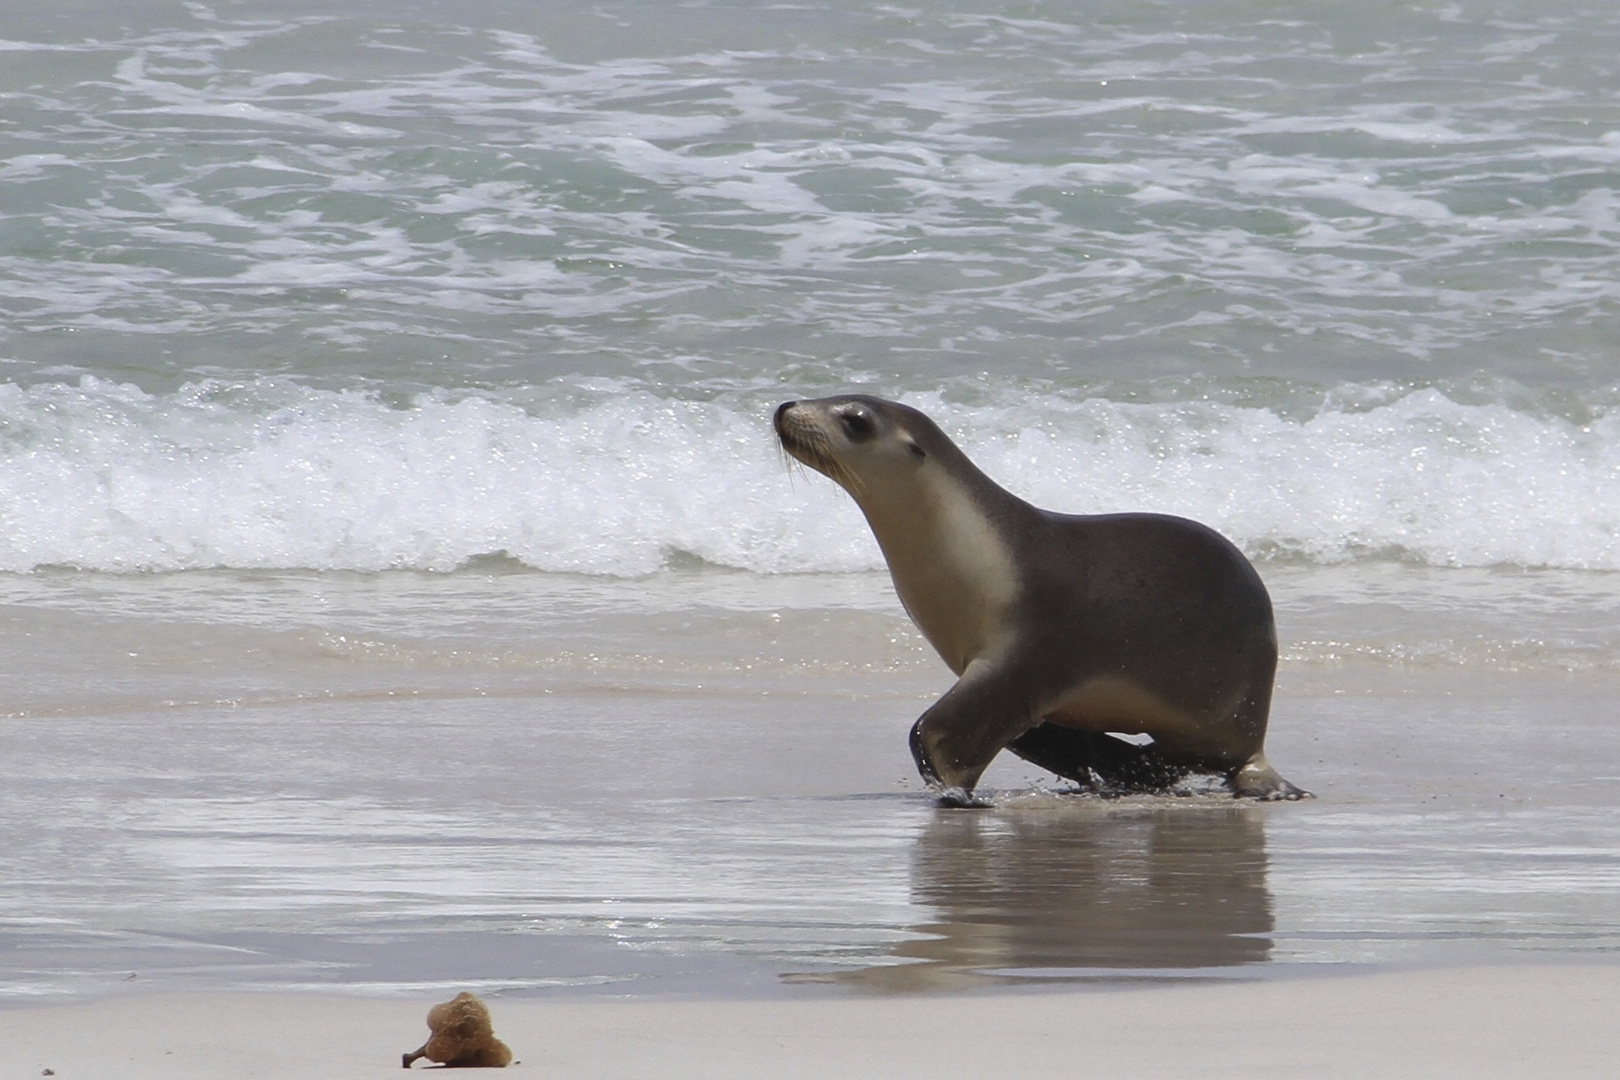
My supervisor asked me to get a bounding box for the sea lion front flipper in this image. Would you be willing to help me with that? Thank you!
[1007,724,1193,792]
[909,661,1036,799]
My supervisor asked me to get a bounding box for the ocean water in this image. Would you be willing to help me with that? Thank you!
[2,0,1620,1000]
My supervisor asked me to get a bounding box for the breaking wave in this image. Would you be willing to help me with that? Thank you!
[1,377,1616,575]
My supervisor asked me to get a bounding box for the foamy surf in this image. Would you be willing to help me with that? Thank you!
[1,376,1616,575]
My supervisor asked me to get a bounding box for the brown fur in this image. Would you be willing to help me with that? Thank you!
[402,992,512,1069]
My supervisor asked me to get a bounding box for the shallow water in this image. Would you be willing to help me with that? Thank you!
[2,567,1618,1001]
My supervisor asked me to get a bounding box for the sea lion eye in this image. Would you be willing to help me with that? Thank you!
[840,411,875,440]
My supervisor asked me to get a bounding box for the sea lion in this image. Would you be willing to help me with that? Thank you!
[774,395,1306,804]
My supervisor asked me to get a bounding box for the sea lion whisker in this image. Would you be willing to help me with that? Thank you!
[804,430,865,494]
[779,423,865,494]
[777,443,802,487]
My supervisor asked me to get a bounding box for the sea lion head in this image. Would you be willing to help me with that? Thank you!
[773,395,940,505]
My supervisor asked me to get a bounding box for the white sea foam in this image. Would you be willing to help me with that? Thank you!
[1,378,1616,575]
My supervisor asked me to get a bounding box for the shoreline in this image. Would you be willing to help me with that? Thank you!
[2,962,1617,1079]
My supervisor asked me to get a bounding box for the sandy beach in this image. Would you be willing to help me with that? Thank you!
[6,3,1620,1078]
[2,963,1616,1079]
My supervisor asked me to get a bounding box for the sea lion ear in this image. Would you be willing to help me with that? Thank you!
[908,442,926,460]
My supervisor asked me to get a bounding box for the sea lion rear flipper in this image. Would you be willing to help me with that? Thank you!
[1229,753,1312,800]
[1007,724,1192,792]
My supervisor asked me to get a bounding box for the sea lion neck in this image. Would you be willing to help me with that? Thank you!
[850,454,1026,676]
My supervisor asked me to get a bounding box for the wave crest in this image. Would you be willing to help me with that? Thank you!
[0,378,1615,574]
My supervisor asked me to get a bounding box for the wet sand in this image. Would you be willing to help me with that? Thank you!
[5,656,1620,997]
[4,567,1620,1059]
[2,963,1617,1079]
[5,656,1620,998]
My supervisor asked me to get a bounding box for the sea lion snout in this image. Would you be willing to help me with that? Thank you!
[773,400,818,450]
[774,399,854,486]
[773,400,812,455]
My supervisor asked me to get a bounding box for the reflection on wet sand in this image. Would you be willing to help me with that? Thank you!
[845,803,1272,991]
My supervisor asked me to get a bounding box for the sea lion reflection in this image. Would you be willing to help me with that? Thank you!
[852,805,1271,991]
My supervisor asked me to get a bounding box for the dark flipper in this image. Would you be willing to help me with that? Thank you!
[1007,723,1192,792]
[910,661,1039,800]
